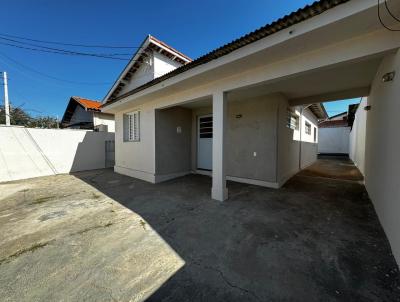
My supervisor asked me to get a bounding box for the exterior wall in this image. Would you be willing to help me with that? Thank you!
[318,127,350,154]
[69,106,93,127]
[0,126,114,182]
[114,93,319,188]
[364,50,400,264]
[155,107,192,180]
[117,56,155,97]
[227,95,281,183]
[115,51,183,99]
[277,105,319,185]
[114,104,156,183]
[93,112,115,132]
[153,52,183,77]
[349,97,367,175]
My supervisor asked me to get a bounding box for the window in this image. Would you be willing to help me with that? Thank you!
[124,111,140,142]
[314,127,317,142]
[286,110,299,130]
[199,116,213,138]
[305,121,312,135]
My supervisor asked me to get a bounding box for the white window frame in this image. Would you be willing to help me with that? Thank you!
[305,121,312,135]
[286,110,299,130]
[124,111,140,142]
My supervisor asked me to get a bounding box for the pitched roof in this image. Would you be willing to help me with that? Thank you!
[103,35,192,102]
[103,0,350,107]
[308,103,329,120]
[61,96,101,128]
[74,97,102,111]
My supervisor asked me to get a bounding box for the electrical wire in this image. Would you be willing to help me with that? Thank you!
[0,41,130,61]
[378,0,400,32]
[0,32,141,49]
[0,52,113,86]
[384,0,400,23]
[0,36,132,57]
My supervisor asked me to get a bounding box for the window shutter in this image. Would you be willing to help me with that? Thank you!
[123,111,140,142]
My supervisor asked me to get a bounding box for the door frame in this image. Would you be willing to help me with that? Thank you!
[197,114,213,171]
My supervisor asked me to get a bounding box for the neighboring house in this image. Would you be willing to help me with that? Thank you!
[102,0,400,208]
[61,96,115,132]
[318,111,351,155]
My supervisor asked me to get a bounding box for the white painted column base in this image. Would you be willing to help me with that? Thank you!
[211,90,228,201]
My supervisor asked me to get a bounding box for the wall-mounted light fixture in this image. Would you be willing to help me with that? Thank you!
[235,114,242,119]
[382,71,395,83]
[364,105,371,111]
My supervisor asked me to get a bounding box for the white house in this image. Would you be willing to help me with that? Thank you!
[102,0,400,264]
[101,33,327,194]
[61,96,115,132]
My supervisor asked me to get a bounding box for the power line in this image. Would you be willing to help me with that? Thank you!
[0,41,130,61]
[384,0,400,23]
[0,32,141,49]
[0,52,113,86]
[378,0,400,32]
[0,36,132,57]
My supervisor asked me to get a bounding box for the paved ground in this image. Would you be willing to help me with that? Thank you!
[0,158,399,301]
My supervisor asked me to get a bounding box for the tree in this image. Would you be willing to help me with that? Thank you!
[0,105,59,128]
[0,105,32,126]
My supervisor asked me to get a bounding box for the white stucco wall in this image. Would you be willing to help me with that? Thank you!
[93,112,115,132]
[364,50,400,264]
[115,51,183,99]
[318,127,350,154]
[278,105,319,184]
[153,52,183,77]
[349,98,367,175]
[0,126,115,182]
[114,104,156,182]
[117,58,155,97]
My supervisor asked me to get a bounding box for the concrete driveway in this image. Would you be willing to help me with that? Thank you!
[0,158,399,301]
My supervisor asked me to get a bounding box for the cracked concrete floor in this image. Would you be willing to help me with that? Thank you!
[0,159,399,301]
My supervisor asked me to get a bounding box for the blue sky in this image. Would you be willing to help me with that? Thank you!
[1,0,353,118]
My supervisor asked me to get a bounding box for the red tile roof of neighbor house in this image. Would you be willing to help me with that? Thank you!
[103,0,350,106]
[73,97,102,111]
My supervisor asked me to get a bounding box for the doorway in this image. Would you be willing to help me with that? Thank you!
[197,115,212,170]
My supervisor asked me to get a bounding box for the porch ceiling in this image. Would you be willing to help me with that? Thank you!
[227,53,386,105]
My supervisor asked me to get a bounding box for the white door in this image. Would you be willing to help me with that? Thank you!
[197,115,213,170]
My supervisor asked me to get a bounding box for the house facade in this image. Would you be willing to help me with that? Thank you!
[102,0,400,202]
[102,0,400,263]
[61,96,115,132]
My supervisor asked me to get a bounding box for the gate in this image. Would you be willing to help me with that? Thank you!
[105,140,115,168]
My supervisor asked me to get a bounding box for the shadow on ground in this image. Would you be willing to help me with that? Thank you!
[70,157,399,301]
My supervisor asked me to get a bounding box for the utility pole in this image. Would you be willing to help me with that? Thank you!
[2,71,10,126]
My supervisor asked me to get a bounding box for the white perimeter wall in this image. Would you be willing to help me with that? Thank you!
[0,126,114,182]
[318,127,350,154]
[364,50,400,264]
[349,98,367,175]
[93,112,115,132]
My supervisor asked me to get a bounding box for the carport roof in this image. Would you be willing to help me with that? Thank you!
[103,0,350,107]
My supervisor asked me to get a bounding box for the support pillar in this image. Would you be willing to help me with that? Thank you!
[211,91,228,201]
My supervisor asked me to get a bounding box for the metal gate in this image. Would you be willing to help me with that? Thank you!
[105,140,115,168]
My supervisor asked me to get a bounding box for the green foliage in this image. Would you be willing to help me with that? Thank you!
[0,105,59,128]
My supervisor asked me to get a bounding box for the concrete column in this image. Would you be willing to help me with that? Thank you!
[212,91,228,201]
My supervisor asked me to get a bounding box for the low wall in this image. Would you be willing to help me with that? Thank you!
[0,126,115,182]
[318,127,350,154]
